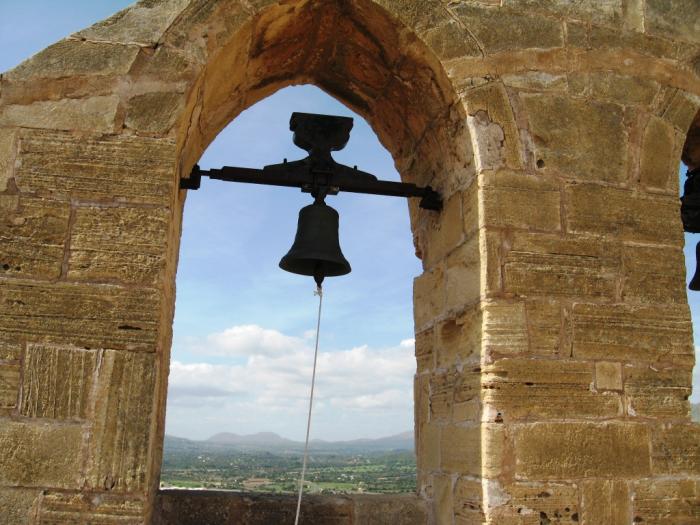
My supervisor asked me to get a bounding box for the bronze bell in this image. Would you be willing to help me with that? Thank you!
[279,199,351,286]
[690,241,700,291]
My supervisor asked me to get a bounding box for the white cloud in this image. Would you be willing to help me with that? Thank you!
[166,325,416,439]
[195,324,308,357]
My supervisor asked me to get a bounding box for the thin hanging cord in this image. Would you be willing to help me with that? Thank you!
[294,284,323,525]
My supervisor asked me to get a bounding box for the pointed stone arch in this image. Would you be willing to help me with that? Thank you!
[1,1,700,523]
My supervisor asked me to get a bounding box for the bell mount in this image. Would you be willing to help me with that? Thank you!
[180,112,443,212]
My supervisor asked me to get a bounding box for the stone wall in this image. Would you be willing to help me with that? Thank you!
[0,0,699,523]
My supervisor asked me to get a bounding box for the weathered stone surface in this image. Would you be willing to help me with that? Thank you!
[21,344,98,420]
[36,491,146,524]
[595,361,622,391]
[452,5,563,55]
[522,94,627,183]
[453,478,483,524]
[483,358,621,420]
[415,327,434,373]
[489,481,579,524]
[499,232,619,299]
[651,423,700,475]
[436,306,481,369]
[571,303,693,364]
[622,244,686,304]
[0,280,160,350]
[86,350,156,492]
[658,89,700,133]
[0,359,19,411]
[566,183,682,244]
[74,0,190,45]
[625,365,691,418]
[480,171,560,231]
[68,205,169,285]
[16,129,176,205]
[645,0,700,43]
[580,479,630,525]
[633,478,700,524]
[0,488,41,525]
[414,265,445,329]
[124,92,184,134]
[423,192,464,267]
[513,422,651,479]
[590,72,659,107]
[153,491,427,525]
[445,237,480,310]
[0,420,83,488]
[441,424,480,475]
[0,196,70,280]
[463,83,522,170]
[6,39,140,80]
[640,116,679,191]
[0,130,17,192]
[0,96,119,133]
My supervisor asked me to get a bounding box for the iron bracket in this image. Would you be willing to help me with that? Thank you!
[179,112,442,211]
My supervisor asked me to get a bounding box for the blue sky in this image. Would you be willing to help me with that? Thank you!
[1,1,698,441]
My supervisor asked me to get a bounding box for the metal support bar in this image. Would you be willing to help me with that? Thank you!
[180,163,443,211]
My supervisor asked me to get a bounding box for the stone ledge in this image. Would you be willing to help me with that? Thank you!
[153,490,428,525]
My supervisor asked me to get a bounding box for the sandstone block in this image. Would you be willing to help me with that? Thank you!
[500,232,619,299]
[625,365,691,418]
[513,421,651,479]
[21,344,98,420]
[645,0,700,43]
[640,116,679,191]
[0,96,119,133]
[415,327,435,373]
[595,361,623,391]
[571,303,693,364]
[441,424,480,476]
[0,196,70,280]
[651,423,700,475]
[68,205,169,285]
[0,488,41,525]
[430,370,458,422]
[125,92,183,134]
[488,481,579,524]
[622,244,686,304]
[422,19,481,61]
[452,5,563,55]
[0,280,160,350]
[580,479,631,525]
[416,421,440,473]
[432,474,454,525]
[445,237,480,311]
[74,0,190,45]
[5,39,139,80]
[483,358,621,420]
[86,350,156,492]
[454,478,483,524]
[482,301,528,357]
[0,420,83,488]
[0,130,17,192]
[480,171,561,231]
[424,191,464,267]
[522,94,627,183]
[16,129,176,205]
[590,72,659,107]
[502,71,568,92]
[0,361,19,411]
[633,478,700,524]
[463,83,521,170]
[37,491,145,524]
[566,183,682,244]
[414,265,445,329]
[436,306,481,369]
[658,89,700,133]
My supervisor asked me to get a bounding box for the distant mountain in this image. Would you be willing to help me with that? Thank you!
[208,432,297,447]
[165,431,414,455]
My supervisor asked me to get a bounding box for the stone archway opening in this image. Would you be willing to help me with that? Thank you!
[160,83,423,495]
[151,0,477,520]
